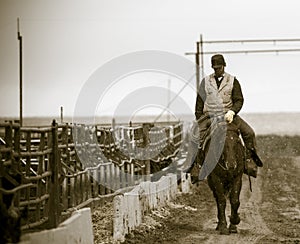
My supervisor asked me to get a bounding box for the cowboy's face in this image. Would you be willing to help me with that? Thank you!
[213,65,225,78]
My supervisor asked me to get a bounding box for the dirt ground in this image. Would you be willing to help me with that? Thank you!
[92,135,300,244]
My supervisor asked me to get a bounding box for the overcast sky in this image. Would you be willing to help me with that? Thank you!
[1,0,300,119]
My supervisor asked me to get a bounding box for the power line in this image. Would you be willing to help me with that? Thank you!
[200,38,300,44]
[185,48,300,56]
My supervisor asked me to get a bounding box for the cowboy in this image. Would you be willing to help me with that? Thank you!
[185,54,263,180]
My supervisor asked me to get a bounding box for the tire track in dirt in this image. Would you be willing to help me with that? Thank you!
[177,173,273,244]
[123,162,299,243]
[122,136,300,243]
[123,162,300,243]
[236,173,274,243]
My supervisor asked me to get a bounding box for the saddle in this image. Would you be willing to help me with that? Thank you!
[201,118,260,179]
[188,114,261,183]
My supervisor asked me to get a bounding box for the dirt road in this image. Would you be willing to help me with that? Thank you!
[123,176,270,244]
[93,135,300,243]
[123,136,300,244]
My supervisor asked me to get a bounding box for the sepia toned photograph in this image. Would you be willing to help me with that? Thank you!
[0,1,299,243]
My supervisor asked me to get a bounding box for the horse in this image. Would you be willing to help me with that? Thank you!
[199,120,245,235]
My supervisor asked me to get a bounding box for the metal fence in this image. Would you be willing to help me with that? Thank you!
[0,120,183,232]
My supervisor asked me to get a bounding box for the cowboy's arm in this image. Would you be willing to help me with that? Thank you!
[195,78,206,120]
[230,78,244,114]
[225,78,244,123]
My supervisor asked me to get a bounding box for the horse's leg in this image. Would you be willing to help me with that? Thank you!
[208,176,229,235]
[229,175,242,233]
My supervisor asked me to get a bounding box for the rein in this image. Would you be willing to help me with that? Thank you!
[217,161,230,171]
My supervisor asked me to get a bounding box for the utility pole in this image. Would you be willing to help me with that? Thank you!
[195,40,200,93]
[17,18,23,126]
[186,35,204,93]
[60,106,64,124]
[199,34,205,82]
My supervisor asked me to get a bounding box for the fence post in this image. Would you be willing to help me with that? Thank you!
[49,120,60,228]
[142,123,151,181]
[4,121,13,148]
[13,123,21,174]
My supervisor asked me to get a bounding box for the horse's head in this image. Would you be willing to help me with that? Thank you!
[199,118,245,181]
[204,121,244,171]
[221,123,244,170]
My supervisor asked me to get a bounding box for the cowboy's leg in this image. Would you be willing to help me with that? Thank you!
[183,140,198,171]
[183,116,211,184]
[198,115,211,148]
[183,119,202,171]
[233,115,256,150]
[184,116,210,171]
[233,115,263,167]
[197,116,211,162]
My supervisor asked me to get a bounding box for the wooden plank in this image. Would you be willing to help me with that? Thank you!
[61,177,68,212]
[79,173,83,203]
[115,165,120,191]
[91,169,97,197]
[85,171,92,200]
[130,163,134,186]
[99,164,105,195]
[120,163,126,188]
[110,163,115,193]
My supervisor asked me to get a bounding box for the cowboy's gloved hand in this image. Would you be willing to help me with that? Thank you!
[224,110,235,123]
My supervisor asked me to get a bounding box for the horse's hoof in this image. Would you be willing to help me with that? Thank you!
[216,223,230,235]
[230,214,240,225]
[219,227,230,235]
[229,224,238,233]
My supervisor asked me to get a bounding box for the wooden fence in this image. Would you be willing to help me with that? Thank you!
[0,120,183,232]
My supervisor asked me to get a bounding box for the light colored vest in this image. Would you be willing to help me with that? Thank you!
[203,72,235,115]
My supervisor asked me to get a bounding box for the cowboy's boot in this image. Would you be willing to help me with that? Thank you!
[249,148,263,167]
[244,150,258,178]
